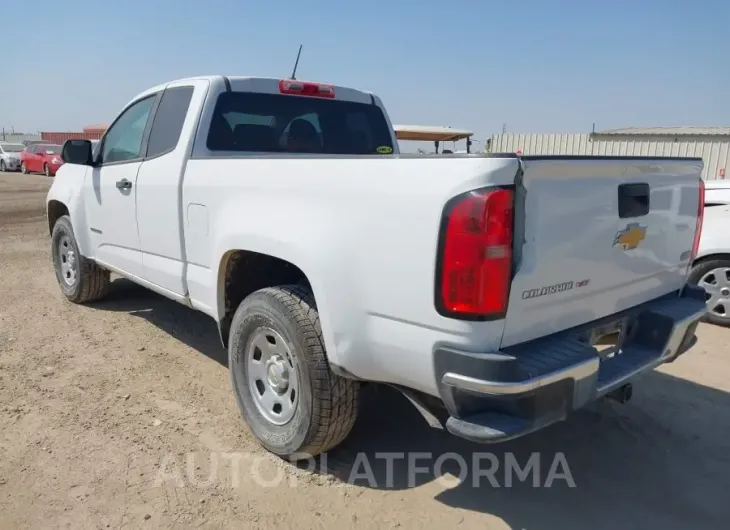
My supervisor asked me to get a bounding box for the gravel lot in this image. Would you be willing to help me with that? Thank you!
[1,170,729,529]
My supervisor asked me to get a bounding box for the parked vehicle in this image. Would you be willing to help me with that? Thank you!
[20,144,64,176]
[0,142,25,172]
[687,197,730,326]
[47,75,707,459]
[23,139,54,147]
[703,179,730,206]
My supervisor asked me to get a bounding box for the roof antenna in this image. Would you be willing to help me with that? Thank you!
[290,45,303,80]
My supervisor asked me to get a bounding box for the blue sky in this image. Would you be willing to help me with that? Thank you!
[2,0,728,147]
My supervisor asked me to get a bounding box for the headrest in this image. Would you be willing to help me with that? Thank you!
[287,119,318,139]
[232,123,276,151]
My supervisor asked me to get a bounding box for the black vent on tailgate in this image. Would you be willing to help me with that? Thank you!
[618,183,650,218]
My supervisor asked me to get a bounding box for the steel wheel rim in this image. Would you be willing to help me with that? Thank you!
[57,235,77,287]
[246,327,299,425]
[698,267,730,319]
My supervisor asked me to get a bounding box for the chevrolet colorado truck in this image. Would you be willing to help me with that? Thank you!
[47,75,707,458]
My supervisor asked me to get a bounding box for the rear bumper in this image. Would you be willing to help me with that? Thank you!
[435,284,706,444]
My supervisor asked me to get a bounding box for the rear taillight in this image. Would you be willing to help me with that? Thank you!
[690,179,705,261]
[278,79,335,98]
[436,187,514,319]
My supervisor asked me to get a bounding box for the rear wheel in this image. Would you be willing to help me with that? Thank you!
[0,160,6,172]
[51,215,110,303]
[228,285,360,459]
[20,162,28,174]
[688,258,730,327]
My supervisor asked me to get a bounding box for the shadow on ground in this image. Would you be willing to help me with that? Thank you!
[93,278,730,530]
[90,278,228,366]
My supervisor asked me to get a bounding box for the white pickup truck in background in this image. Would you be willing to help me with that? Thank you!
[686,182,730,326]
[47,75,707,458]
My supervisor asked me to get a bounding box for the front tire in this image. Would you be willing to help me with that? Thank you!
[228,285,360,459]
[0,160,6,172]
[20,162,28,174]
[44,163,51,177]
[687,258,730,327]
[51,215,110,303]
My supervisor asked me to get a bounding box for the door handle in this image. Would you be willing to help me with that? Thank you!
[618,182,649,218]
[116,178,132,190]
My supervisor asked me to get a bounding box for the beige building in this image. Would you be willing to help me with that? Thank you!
[488,127,730,181]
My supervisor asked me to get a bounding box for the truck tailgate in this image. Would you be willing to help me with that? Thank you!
[500,157,704,348]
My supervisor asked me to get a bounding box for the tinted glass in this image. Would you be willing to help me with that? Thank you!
[101,96,155,164]
[1,144,24,152]
[39,145,62,154]
[146,86,194,158]
[206,92,394,155]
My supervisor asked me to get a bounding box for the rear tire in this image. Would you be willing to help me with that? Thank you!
[687,258,730,327]
[51,215,110,303]
[228,285,360,459]
[0,160,6,172]
[20,162,28,174]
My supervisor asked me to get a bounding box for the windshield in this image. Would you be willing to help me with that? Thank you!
[0,144,24,153]
[206,92,395,155]
[39,145,62,154]
[0,144,25,153]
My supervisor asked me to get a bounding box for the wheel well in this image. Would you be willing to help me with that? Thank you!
[47,200,69,235]
[218,250,311,347]
[693,253,730,267]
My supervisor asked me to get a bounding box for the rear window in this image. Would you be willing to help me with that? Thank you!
[1,144,24,153]
[206,92,394,155]
[40,145,62,154]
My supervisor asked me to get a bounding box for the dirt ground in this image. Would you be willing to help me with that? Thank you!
[1,171,729,530]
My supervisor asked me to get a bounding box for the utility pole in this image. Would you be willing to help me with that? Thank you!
[502,123,507,134]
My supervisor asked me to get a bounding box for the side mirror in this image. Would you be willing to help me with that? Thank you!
[61,139,94,166]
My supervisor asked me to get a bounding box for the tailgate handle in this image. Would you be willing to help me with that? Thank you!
[618,183,650,218]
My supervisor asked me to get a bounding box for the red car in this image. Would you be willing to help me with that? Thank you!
[20,144,64,176]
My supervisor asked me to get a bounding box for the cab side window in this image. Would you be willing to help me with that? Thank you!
[145,86,194,158]
[100,96,156,165]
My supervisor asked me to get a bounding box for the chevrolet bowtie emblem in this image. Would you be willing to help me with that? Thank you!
[613,223,647,250]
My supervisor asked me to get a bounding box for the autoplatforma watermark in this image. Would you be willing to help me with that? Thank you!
[154,451,576,490]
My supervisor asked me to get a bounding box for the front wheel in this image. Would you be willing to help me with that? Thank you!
[687,258,730,327]
[51,215,111,303]
[20,162,28,174]
[44,163,51,177]
[228,285,360,459]
[0,160,6,172]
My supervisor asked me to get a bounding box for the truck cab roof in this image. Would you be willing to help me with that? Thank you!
[131,75,377,106]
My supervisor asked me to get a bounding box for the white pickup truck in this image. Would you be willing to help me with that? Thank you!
[47,75,707,458]
[687,194,730,327]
